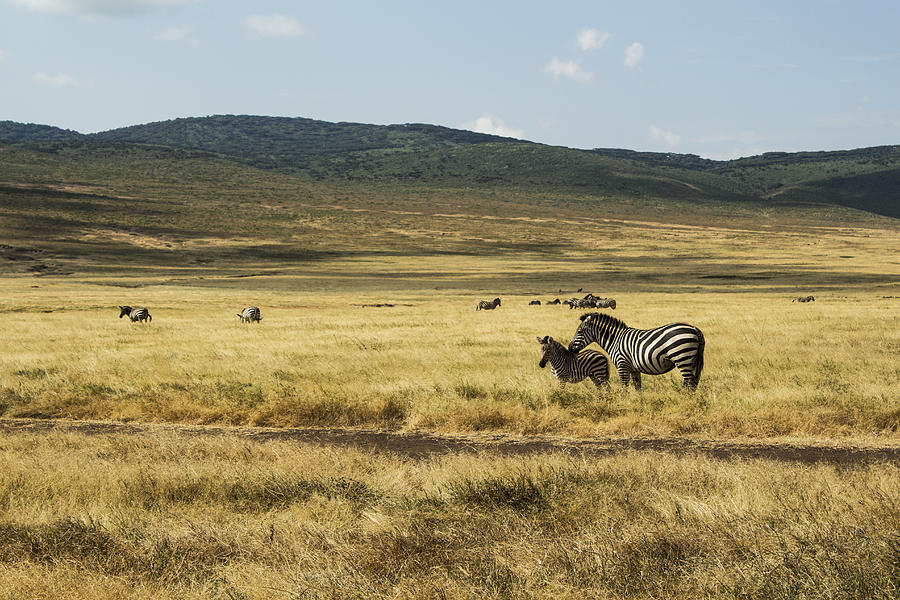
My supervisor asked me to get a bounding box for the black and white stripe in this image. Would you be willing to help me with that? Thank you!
[237,306,262,323]
[537,336,610,390]
[476,297,501,311]
[119,305,152,323]
[568,312,704,390]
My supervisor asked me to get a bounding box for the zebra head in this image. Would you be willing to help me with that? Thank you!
[568,312,627,353]
[118,306,132,319]
[537,336,552,368]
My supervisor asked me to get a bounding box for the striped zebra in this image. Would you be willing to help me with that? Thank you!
[595,297,616,309]
[476,297,501,311]
[537,336,610,390]
[793,296,815,303]
[568,312,705,390]
[237,306,262,323]
[119,305,152,323]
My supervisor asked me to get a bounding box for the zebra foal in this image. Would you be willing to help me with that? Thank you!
[237,306,262,323]
[568,312,704,390]
[119,305,152,323]
[537,336,610,390]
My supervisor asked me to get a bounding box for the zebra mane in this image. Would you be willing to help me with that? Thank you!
[580,311,629,329]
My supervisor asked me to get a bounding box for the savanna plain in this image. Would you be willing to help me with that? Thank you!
[1,136,899,598]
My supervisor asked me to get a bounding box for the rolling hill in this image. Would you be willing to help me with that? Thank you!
[0,115,898,294]
[3,115,898,219]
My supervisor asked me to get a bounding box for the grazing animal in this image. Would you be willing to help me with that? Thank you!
[529,300,542,305]
[547,298,561,305]
[568,312,705,390]
[476,297,501,311]
[237,306,262,323]
[594,297,616,309]
[793,296,815,303]
[118,305,151,323]
[537,336,609,390]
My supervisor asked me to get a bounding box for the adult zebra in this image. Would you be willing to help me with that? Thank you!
[568,312,704,390]
[537,336,609,391]
[119,305,152,323]
[237,306,262,323]
[476,298,501,311]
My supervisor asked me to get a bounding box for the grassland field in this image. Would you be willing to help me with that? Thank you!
[1,139,899,598]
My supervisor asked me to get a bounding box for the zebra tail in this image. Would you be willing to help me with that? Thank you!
[694,329,705,383]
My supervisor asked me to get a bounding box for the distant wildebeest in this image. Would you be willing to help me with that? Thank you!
[119,305,151,323]
[237,306,262,323]
[528,300,542,305]
[568,312,705,390]
[476,297,501,311]
[793,296,815,303]
[537,336,609,391]
[547,298,561,305]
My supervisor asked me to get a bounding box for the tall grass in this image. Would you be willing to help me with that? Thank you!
[0,430,896,599]
[1,277,898,441]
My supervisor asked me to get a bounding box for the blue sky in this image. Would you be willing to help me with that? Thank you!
[1,0,898,159]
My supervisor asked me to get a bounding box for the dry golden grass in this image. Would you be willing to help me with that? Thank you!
[1,271,897,442]
[0,429,897,599]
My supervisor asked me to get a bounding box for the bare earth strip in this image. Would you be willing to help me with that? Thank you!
[2,417,898,466]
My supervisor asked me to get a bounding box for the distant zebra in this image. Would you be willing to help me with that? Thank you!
[476,297,501,311]
[793,296,815,303]
[119,305,152,323]
[537,336,610,390]
[547,298,561,305]
[237,306,262,323]
[568,312,704,390]
[594,297,616,309]
[528,300,542,305]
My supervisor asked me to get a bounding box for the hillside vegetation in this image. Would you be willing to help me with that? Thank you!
[3,115,898,217]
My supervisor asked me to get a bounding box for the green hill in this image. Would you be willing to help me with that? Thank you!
[1,115,898,218]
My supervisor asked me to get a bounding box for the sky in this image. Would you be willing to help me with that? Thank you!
[0,0,898,160]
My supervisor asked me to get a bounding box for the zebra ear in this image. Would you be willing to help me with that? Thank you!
[579,313,591,321]
[537,336,548,343]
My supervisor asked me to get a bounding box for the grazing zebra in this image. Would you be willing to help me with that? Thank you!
[793,296,815,303]
[118,305,151,323]
[547,298,561,305]
[594,297,616,309]
[529,300,542,305]
[568,312,705,390]
[476,297,501,310]
[237,306,262,323]
[537,336,610,390]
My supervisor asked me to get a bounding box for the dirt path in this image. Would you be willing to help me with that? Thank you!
[2,417,898,466]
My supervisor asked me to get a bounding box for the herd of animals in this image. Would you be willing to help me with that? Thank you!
[116,292,815,394]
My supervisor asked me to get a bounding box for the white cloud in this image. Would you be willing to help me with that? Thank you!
[0,50,6,63]
[649,125,680,149]
[33,71,91,88]
[244,15,307,38]
[576,28,609,51]
[624,42,645,69]
[544,58,593,83]
[464,116,524,140]
[13,0,199,16]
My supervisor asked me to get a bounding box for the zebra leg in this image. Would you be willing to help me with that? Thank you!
[617,368,631,387]
[589,376,609,391]
[631,372,642,390]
